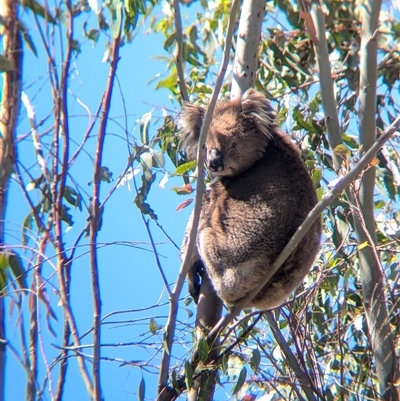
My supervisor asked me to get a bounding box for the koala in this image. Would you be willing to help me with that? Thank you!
[179,89,321,310]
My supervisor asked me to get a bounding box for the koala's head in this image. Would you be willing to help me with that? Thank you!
[179,89,277,177]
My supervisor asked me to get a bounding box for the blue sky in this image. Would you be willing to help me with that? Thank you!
[5,3,198,400]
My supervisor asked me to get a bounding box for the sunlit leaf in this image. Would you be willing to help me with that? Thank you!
[185,360,193,390]
[22,214,33,246]
[171,184,194,195]
[197,338,209,363]
[175,161,197,175]
[110,1,123,39]
[8,252,27,290]
[0,253,9,292]
[334,144,351,158]
[357,241,369,250]
[21,0,57,24]
[149,318,159,334]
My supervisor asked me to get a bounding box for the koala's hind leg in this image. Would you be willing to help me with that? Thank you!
[181,211,204,304]
[187,257,205,304]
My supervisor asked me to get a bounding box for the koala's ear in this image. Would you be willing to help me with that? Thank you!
[179,103,206,158]
[241,89,276,137]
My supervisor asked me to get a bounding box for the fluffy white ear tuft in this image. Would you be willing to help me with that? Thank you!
[241,89,276,137]
[179,103,206,158]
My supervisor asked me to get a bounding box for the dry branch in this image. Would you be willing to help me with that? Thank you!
[89,28,122,401]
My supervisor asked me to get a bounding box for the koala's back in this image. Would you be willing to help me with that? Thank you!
[197,131,321,309]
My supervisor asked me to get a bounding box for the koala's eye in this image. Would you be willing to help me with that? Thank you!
[230,142,237,149]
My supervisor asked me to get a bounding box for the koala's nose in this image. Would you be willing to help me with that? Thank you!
[207,148,224,172]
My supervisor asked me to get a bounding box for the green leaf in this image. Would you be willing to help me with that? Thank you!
[171,184,194,195]
[138,376,145,401]
[63,186,82,210]
[9,252,27,290]
[312,168,322,186]
[197,338,209,363]
[333,144,351,158]
[155,74,177,91]
[87,29,100,44]
[175,161,197,175]
[71,39,81,54]
[342,133,358,149]
[149,318,159,334]
[185,360,193,390]
[22,213,33,246]
[110,1,123,39]
[21,0,57,24]
[292,107,317,134]
[250,349,261,372]
[100,166,113,183]
[164,33,176,50]
[60,205,74,226]
[0,253,8,292]
[232,366,247,394]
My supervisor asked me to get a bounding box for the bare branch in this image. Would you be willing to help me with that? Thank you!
[310,3,342,171]
[357,1,398,398]
[89,26,123,401]
[265,312,312,401]
[231,0,265,99]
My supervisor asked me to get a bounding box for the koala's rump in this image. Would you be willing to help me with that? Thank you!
[197,151,320,309]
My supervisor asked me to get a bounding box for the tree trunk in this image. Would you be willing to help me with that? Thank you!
[0,1,23,400]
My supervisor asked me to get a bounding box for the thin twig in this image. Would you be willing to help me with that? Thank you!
[143,219,172,297]
[265,312,311,401]
[172,0,189,102]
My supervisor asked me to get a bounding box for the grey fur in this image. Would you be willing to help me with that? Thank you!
[180,89,321,310]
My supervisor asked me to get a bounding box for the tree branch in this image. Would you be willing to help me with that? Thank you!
[89,25,122,401]
[231,0,265,99]
[265,312,313,401]
[172,0,189,102]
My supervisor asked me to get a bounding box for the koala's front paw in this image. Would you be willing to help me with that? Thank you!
[187,259,205,304]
